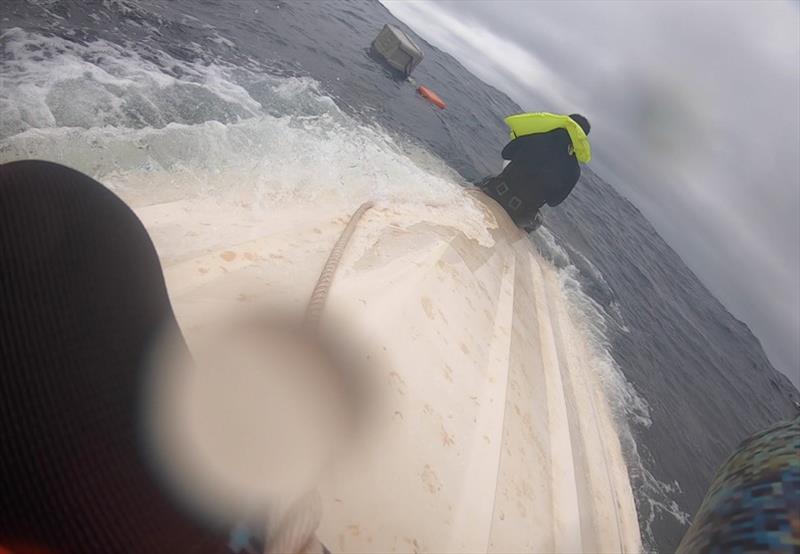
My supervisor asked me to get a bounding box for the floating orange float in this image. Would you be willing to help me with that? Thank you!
[417,85,446,109]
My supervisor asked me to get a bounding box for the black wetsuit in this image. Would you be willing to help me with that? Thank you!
[479,128,581,226]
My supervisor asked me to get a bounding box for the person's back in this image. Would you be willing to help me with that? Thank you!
[501,128,580,209]
[479,113,591,231]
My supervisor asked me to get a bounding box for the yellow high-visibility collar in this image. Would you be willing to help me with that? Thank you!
[504,112,592,163]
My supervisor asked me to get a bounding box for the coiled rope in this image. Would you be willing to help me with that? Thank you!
[266,201,374,554]
[304,201,374,330]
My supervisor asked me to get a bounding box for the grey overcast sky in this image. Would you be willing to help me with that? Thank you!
[383,0,800,385]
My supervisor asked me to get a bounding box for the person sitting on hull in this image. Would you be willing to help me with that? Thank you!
[478,112,592,232]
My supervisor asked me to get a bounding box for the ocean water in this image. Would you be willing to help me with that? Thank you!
[1,1,798,552]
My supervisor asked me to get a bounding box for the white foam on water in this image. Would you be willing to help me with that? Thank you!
[0,28,260,138]
[0,29,488,243]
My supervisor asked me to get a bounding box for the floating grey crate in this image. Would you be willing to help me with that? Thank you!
[371,24,423,76]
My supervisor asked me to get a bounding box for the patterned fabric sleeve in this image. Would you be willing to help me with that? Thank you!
[677,416,800,553]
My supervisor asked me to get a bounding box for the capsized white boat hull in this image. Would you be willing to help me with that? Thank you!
[136,189,642,553]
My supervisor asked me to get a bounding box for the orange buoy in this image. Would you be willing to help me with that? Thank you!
[417,85,446,109]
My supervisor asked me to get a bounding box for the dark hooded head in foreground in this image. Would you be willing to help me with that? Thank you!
[0,161,229,554]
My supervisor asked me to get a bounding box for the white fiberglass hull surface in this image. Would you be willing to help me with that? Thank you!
[135,190,642,553]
